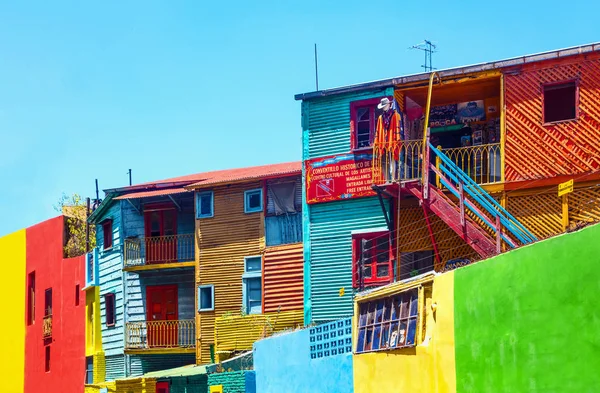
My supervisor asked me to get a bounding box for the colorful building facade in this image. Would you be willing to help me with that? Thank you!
[296,43,600,327]
[189,163,305,364]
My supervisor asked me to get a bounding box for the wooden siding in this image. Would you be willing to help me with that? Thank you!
[196,181,264,364]
[214,310,303,359]
[263,243,304,313]
[504,55,600,182]
[309,197,390,322]
[104,354,125,382]
[302,88,394,159]
[96,201,125,365]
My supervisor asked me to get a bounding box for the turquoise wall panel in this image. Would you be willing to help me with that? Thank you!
[169,375,208,393]
[309,197,389,322]
[105,354,125,382]
[265,213,302,246]
[129,354,196,377]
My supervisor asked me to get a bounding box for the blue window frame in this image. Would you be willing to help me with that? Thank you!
[242,256,262,314]
[244,189,263,213]
[198,285,214,311]
[196,191,214,219]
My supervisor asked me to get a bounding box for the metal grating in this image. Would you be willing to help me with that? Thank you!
[309,318,353,359]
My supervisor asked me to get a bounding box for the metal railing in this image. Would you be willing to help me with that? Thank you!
[124,233,195,267]
[43,315,52,338]
[372,139,424,184]
[125,319,196,349]
[439,143,501,185]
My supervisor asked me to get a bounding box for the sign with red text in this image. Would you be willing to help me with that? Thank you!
[305,153,375,204]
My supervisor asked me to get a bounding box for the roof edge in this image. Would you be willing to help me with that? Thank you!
[295,42,600,101]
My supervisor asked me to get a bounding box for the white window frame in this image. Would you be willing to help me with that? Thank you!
[244,189,263,214]
[196,191,214,219]
[197,284,215,312]
[242,256,262,314]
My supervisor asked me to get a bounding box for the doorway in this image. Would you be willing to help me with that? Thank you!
[144,206,178,264]
[146,285,178,347]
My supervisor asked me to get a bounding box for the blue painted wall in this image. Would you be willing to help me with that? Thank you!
[254,326,353,393]
[96,200,126,379]
[301,88,394,324]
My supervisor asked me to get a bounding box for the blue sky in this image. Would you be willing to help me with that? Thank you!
[0,0,598,236]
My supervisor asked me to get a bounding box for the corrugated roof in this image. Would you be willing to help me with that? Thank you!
[295,42,600,101]
[114,188,190,200]
[185,161,301,189]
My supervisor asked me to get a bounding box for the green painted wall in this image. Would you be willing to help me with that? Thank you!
[168,375,208,393]
[454,224,600,392]
[207,371,253,393]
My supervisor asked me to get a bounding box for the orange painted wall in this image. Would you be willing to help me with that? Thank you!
[504,54,600,182]
[263,243,303,313]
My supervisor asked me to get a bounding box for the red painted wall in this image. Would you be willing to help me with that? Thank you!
[25,216,85,393]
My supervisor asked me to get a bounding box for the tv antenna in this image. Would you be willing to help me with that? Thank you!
[409,40,437,72]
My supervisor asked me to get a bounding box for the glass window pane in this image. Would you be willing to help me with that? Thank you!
[380,323,390,349]
[357,107,370,121]
[246,257,261,272]
[200,194,212,216]
[389,322,399,347]
[364,327,373,351]
[372,325,381,350]
[376,263,389,278]
[363,264,372,278]
[406,318,417,345]
[247,190,262,210]
[366,302,376,325]
[400,295,409,319]
[200,287,212,309]
[357,328,366,352]
[150,212,160,236]
[358,304,368,327]
[375,301,384,323]
[409,291,418,317]
[164,210,175,236]
[383,298,391,321]
[397,321,407,347]
[391,297,400,320]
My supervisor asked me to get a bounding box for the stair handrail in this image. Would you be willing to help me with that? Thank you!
[428,142,537,244]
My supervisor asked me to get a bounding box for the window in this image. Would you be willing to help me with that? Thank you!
[196,191,214,218]
[85,356,93,384]
[156,382,170,393]
[243,256,262,314]
[44,288,53,317]
[399,251,434,281]
[198,285,214,311]
[104,293,116,327]
[102,219,113,249]
[352,231,393,288]
[543,81,578,123]
[356,288,419,354]
[45,346,51,372]
[27,272,35,325]
[75,284,80,306]
[350,98,384,150]
[244,189,263,213]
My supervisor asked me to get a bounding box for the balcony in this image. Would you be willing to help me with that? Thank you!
[125,320,196,354]
[372,140,501,186]
[43,315,52,339]
[124,233,195,270]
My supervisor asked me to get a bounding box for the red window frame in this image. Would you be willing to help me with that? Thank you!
[105,293,116,327]
[350,98,385,151]
[352,231,393,288]
[541,79,579,125]
[102,219,113,249]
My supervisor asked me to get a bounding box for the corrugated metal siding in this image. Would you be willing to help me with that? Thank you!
[266,177,302,214]
[196,182,264,364]
[129,354,196,377]
[214,310,303,355]
[97,201,125,358]
[263,243,304,313]
[303,88,393,159]
[265,214,302,246]
[309,197,389,322]
[104,354,125,382]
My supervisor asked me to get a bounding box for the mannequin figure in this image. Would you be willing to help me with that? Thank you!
[375,97,404,181]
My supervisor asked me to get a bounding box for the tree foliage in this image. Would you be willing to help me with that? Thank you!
[55,193,96,257]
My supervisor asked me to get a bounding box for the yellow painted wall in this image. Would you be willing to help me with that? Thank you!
[353,273,456,393]
[86,287,102,356]
[85,378,156,393]
[196,182,264,364]
[0,229,26,393]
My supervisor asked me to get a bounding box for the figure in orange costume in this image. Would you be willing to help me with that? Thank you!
[375,97,404,181]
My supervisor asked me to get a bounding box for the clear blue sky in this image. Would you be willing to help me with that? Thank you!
[0,0,597,236]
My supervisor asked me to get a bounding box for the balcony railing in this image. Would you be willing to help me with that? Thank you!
[124,233,195,267]
[125,319,196,350]
[372,140,502,186]
[43,315,52,338]
[372,139,424,184]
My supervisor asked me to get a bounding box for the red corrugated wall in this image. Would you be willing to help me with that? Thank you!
[24,216,85,393]
[505,54,600,182]
[263,243,304,313]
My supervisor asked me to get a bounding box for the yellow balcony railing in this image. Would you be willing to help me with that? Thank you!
[43,315,52,338]
[124,233,195,267]
[372,139,424,185]
[439,143,501,185]
[125,319,195,350]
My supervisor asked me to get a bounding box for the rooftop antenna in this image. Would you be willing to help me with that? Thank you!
[95,179,99,201]
[409,40,437,72]
[128,169,132,186]
[314,43,319,91]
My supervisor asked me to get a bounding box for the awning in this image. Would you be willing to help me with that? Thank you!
[114,188,190,200]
